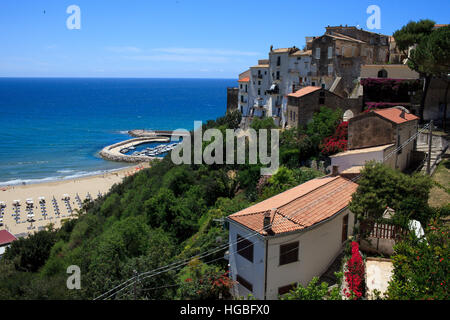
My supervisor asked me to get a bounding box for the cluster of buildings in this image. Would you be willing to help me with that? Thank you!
[223,24,450,299]
[225,105,422,300]
[226,24,449,129]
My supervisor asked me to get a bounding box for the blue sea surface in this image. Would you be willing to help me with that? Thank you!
[0,78,234,186]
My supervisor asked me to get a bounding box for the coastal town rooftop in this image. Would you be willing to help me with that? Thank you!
[288,86,321,98]
[228,176,358,236]
[373,108,420,124]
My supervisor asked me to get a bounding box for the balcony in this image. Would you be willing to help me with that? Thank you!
[252,73,263,79]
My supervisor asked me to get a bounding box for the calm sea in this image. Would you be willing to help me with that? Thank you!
[0,78,234,186]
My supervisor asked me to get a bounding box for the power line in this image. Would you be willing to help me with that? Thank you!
[95,121,429,300]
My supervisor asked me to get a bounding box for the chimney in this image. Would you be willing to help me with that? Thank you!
[400,109,406,119]
[332,165,339,177]
[264,209,276,233]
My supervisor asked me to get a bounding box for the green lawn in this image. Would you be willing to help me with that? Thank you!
[428,159,450,208]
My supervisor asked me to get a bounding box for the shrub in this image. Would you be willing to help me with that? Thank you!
[343,241,365,300]
[386,219,449,300]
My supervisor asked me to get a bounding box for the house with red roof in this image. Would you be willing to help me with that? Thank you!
[331,106,419,174]
[226,175,358,299]
[0,230,17,256]
[286,86,361,128]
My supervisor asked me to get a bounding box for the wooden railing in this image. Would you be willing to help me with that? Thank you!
[360,220,409,240]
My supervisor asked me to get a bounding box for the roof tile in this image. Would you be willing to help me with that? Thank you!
[228,176,358,235]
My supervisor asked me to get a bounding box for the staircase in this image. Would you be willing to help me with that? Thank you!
[416,132,449,175]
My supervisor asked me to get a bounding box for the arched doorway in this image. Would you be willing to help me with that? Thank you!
[378,69,388,78]
[343,109,354,122]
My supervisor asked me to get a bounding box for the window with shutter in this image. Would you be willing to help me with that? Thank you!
[278,283,297,296]
[236,275,253,292]
[279,241,299,265]
[237,234,254,262]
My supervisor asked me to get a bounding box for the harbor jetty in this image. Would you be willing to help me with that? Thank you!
[100,130,189,163]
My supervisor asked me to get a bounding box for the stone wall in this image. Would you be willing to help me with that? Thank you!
[287,89,361,128]
[99,137,169,163]
[348,113,394,149]
[227,87,239,113]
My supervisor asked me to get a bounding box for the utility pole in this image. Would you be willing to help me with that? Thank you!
[427,120,433,176]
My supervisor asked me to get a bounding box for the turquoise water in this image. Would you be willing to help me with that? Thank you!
[0,78,233,185]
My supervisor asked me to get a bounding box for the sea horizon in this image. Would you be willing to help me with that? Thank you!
[0,77,234,186]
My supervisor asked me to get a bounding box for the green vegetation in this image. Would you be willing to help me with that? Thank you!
[280,275,343,300]
[429,159,450,208]
[349,161,434,227]
[386,219,449,300]
[394,21,450,126]
[0,109,342,300]
[350,162,449,300]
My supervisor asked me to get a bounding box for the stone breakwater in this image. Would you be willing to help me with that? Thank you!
[99,137,170,163]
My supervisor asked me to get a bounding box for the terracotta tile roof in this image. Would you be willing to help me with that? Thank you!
[228,176,358,236]
[238,77,250,83]
[288,86,321,98]
[373,107,419,124]
[0,230,17,246]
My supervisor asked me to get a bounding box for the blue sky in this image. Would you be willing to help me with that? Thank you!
[0,0,448,78]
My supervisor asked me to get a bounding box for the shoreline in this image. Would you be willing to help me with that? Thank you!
[0,163,150,237]
[0,165,138,189]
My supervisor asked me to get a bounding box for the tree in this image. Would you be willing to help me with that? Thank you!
[4,230,57,272]
[349,162,433,227]
[393,20,450,124]
[177,259,234,300]
[306,106,343,153]
[413,26,450,129]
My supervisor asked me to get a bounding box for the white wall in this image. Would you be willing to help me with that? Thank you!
[228,221,266,299]
[330,150,385,172]
[228,208,354,300]
[265,208,354,300]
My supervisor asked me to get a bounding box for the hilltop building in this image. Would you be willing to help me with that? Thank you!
[331,106,419,174]
[236,25,391,128]
[308,25,390,97]
[286,86,361,128]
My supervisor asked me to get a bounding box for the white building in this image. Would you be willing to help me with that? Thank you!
[249,60,271,119]
[238,71,250,116]
[226,175,358,300]
[238,47,312,127]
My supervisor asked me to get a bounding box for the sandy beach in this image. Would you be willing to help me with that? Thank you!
[0,164,149,238]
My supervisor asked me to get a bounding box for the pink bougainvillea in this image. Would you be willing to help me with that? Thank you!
[344,241,365,300]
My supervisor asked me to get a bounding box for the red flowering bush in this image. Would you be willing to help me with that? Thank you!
[321,121,348,156]
[344,241,365,300]
[178,260,235,299]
